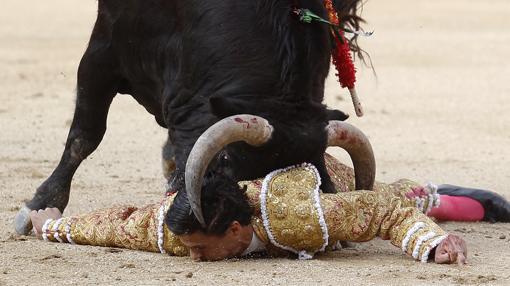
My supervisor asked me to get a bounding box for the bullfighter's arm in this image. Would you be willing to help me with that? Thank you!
[32,197,188,256]
[321,190,448,262]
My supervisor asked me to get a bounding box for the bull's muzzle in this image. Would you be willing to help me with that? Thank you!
[185,115,274,226]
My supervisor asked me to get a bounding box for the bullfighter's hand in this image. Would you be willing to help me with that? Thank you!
[434,234,467,265]
[29,208,62,239]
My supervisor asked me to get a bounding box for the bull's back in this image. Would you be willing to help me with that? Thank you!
[96,0,331,127]
[103,0,329,101]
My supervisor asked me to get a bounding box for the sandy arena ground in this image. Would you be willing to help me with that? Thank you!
[1,0,509,285]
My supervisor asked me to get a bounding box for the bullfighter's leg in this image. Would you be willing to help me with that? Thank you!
[15,45,118,234]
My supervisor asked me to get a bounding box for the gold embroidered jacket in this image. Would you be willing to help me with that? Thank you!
[41,154,446,262]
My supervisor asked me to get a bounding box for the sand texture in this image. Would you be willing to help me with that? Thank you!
[1,0,509,285]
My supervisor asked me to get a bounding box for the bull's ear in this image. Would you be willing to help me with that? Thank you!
[209,96,249,119]
[326,108,349,121]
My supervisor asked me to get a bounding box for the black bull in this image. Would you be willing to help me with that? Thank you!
[15,0,368,233]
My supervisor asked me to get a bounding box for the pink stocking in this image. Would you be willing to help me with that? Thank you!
[428,195,485,221]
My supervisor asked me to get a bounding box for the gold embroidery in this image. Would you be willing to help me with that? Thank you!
[263,167,325,253]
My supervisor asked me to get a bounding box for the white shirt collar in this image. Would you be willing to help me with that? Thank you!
[241,231,266,256]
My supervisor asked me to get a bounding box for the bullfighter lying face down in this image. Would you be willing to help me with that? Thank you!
[30,154,510,264]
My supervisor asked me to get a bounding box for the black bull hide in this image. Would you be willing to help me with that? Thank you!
[15,0,363,234]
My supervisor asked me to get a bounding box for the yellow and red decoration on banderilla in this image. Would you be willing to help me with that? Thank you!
[294,0,367,117]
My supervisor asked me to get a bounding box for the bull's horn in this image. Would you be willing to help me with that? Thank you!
[327,121,375,190]
[185,115,273,226]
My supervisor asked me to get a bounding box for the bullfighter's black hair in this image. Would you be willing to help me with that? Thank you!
[166,172,253,236]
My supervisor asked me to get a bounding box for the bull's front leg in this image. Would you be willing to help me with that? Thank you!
[162,100,218,194]
[163,131,199,195]
[162,137,176,180]
[162,137,186,196]
[14,43,119,234]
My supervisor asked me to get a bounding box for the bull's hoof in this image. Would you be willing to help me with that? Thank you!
[14,206,33,235]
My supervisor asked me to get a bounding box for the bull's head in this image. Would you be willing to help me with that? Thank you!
[185,114,375,226]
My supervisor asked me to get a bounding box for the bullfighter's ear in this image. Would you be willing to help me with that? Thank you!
[209,96,248,119]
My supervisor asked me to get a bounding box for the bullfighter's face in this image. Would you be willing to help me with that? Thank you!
[177,221,253,261]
